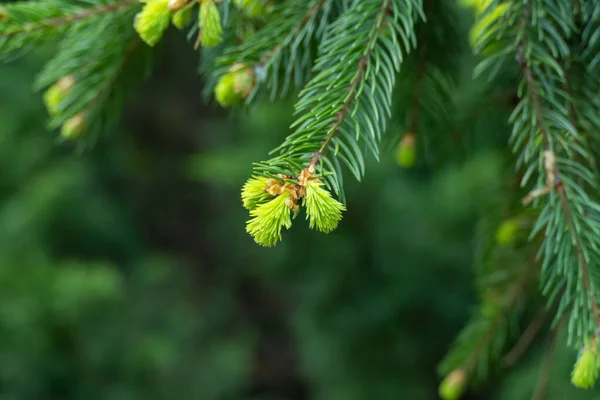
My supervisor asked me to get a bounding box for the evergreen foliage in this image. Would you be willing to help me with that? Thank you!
[3,0,600,396]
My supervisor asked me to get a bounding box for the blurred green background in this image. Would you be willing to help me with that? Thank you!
[0,28,595,400]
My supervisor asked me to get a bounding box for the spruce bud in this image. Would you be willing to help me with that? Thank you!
[43,75,76,116]
[572,340,599,389]
[134,0,172,47]
[60,113,86,140]
[199,0,223,47]
[495,218,519,246]
[396,132,416,168]
[439,369,467,400]
[214,64,255,107]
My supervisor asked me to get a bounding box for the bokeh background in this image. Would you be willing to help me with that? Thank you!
[0,25,596,400]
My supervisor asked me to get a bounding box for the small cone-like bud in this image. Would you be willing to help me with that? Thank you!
[60,113,86,140]
[495,218,519,246]
[246,192,293,247]
[214,65,255,107]
[304,180,345,233]
[231,64,255,98]
[215,74,238,107]
[43,75,76,116]
[439,369,467,400]
[56,75,76,92]
[134,0,172,47]
[241,176,270,210]
[396,132,416,168]
[572,341,599,389]
[199,0,223,47]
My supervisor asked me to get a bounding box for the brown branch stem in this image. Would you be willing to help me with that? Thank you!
[503,308,548,368]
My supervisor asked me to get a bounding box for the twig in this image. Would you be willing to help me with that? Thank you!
[531,321,562,400]
[0,0,138,39]
[518,3,600,327]
[503,308,549,368]
[258,0,327,69]
[462,281,527,373]
[308,0,392,168]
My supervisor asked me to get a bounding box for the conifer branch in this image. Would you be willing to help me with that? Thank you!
[307,0,389,168]
[439,209,541,383]
[464,281,526,373]
[32,3,149,141]
[439,269,531,382]
[87,37,141,115]
[470,0,600,346]
[257,0,327,69]
[252,0,421,199]
[0,0,137,40]
[516,4,600,331]
[218,0,334,100]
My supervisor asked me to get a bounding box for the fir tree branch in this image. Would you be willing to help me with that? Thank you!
[218,0,334,100]
[439,208,541,382]
[257,0,327,69]
[32,4,149,142]
[517,7,600,329]
[87,37,141,116]
[466,283,526,372]
[307,0,389,169]
[0,0,137,40]
[472,0,600,346]
[252,0,422,199]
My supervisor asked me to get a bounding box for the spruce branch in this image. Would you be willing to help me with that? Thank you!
[390,0,465,167]
[472,0,600,346]
[439,268,531,383]
[513,1,600,337]
[439,208,541,385]
[251,0,422,199]
[256,0,327,68]
[33,4,150,143]
[239,0,421,245]
[0,1,137,38]
[0,0,139,57]
[218,0,334,101]
[306,0,388,170]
